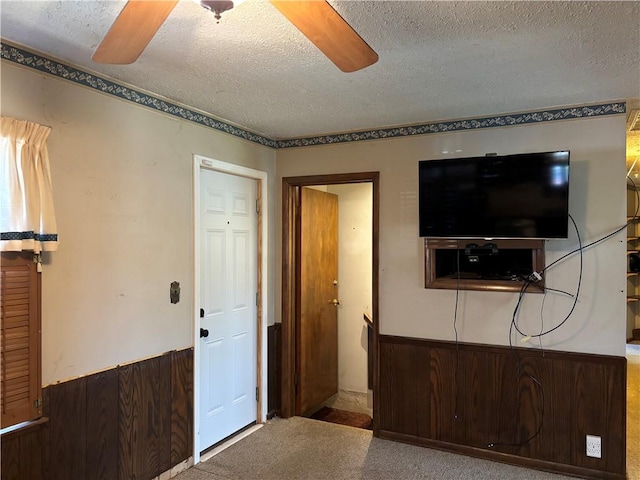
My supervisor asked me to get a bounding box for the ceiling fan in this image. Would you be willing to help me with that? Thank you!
[92,0,378,72]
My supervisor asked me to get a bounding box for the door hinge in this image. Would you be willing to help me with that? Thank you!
[294,373,299,387]
[255,387,259,402]
[33,398,43,409]
[256,292,259,307]
[256,199,260,215]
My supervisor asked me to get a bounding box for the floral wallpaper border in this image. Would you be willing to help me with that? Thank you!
[1,42,626,149]
[1,42,277,148]
[278,102,626,148]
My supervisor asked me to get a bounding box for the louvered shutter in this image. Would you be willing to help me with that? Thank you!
[1,252,41,428]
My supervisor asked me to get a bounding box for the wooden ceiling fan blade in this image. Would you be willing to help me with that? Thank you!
[92,0,179,64]
[270,0,378,73]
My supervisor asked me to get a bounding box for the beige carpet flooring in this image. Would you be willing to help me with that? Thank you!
[628,344,640,480]
[176,417,576,480]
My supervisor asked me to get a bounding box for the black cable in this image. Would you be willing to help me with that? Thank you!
[543,287,575,298]
[514,171,633,338]
[542,175,638,275]
[488,372,545,449]
[491,214,581,448]
[509,278,531,348]
[488,278,545,449]
[538,284,547,356]
[513,214,582,339]
[491,176,635,450]
[511,176,634,339]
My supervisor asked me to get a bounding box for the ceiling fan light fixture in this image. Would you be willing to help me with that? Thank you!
[199,0,245,21]
[93,0,377,72]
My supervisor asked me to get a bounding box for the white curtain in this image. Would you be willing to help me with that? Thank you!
[0,117,58,252]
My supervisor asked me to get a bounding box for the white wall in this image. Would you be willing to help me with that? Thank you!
[277,116,627,356]
[1,62,277,385]
[327,183,372,394]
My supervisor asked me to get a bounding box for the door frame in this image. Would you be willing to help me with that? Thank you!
[193,155,269,463]
[281,172,380,431]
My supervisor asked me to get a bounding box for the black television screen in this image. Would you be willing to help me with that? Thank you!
[418,151,570,239]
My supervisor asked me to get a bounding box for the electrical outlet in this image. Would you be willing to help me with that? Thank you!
[586,434,602,458]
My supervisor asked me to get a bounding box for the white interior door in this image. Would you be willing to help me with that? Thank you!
[199,168,257,451]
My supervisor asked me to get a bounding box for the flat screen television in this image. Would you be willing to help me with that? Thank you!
[418,151,570,239]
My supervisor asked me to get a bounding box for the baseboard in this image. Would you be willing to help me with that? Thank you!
[153,456,194,480]
[377,430,626,480]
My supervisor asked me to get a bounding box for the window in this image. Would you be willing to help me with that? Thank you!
[1,117,55,430]
[1,251,42,428]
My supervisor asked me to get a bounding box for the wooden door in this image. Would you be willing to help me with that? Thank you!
[199,169,257,451]
[298,187,339,414]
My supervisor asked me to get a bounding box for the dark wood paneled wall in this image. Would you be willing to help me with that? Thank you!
[377,335,626,480]
[1,348,193,480]
[0,417,47,480]
[268,323,281,418]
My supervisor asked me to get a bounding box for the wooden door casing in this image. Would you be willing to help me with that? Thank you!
[281,172,379,430]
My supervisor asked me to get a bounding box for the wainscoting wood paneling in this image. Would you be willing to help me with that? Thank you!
[379,341,421,436]
[268,323,282,419]
[0,348,193,480]
[426,345,455,442]
[378,335,627,480]
[0,417,47,480]
[86,369,119,480]
[118,354,173,480]
[48,376,88,479]
[171,348,194,466]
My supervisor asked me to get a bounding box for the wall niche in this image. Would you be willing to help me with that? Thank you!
[424,238,545,293]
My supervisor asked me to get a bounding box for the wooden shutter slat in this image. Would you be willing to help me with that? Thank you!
[3,306,29,316]
[3,379,29,398]
[3,348,29,363]
[2,269,30,277]
[3,328,29,350]
[3,288,29,299]
[5,357,29,379]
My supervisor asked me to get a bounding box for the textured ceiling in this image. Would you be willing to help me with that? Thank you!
[1,0,639,139]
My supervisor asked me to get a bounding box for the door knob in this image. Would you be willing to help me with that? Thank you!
[200,328,209,338]
[330,299,341,306]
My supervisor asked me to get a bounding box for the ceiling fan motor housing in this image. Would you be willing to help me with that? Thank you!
[200,0,235,20]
